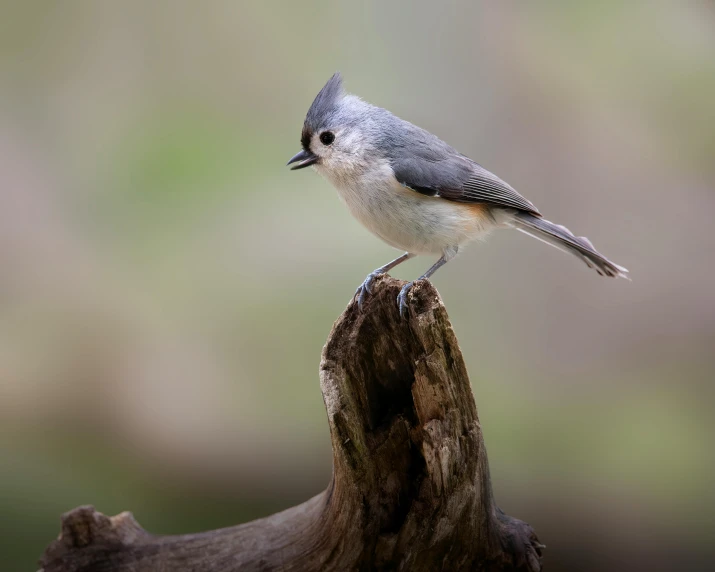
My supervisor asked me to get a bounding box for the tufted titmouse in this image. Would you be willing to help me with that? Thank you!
[288,73,628,316]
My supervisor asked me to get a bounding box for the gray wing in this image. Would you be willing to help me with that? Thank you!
[391,153,541,216]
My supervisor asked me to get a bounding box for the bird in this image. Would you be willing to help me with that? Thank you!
[287,73,628,316]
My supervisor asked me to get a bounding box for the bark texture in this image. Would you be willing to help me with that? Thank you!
[40,276,543,572]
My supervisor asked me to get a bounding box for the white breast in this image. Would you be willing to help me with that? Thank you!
[316,161,496,255]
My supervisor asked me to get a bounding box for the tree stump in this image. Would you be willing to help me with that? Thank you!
[39,276,543,571]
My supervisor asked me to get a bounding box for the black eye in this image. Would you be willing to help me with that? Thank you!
[319,131,335,145]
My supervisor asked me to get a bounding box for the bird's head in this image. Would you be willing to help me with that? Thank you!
[287,73,378,179]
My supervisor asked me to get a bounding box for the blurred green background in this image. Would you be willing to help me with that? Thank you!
[1,1,714,570]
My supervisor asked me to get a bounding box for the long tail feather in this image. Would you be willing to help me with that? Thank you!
[510,212,629,279]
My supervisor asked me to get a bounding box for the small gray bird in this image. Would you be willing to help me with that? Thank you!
[288,73,628,316]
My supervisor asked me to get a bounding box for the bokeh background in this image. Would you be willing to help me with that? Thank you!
[1,1,714,570]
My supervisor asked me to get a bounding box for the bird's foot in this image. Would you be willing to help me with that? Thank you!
[491,507,545,571]
[355,270,384,311]
[397,281,414,318]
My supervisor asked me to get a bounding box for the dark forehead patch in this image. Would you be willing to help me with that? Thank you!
[301,126,312,151]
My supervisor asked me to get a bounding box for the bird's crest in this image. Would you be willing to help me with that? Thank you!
[302,73,344,149]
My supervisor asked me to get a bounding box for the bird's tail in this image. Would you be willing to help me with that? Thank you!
[509,212,629,279]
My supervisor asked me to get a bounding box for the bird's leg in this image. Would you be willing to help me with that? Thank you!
[398,246,458,317]
[356,252,414,310]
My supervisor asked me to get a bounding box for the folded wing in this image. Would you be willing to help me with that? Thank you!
[391,154,541,216]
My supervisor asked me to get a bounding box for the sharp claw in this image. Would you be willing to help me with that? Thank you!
[397,282,413,318]
[357,287,368,311]
[355,271,382,312]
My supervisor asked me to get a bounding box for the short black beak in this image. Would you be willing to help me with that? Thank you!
[287,149,318,170]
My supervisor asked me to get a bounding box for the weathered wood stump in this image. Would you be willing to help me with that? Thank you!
[40,276,543,571]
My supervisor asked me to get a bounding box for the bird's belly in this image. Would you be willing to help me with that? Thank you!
[333,178,494,255]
